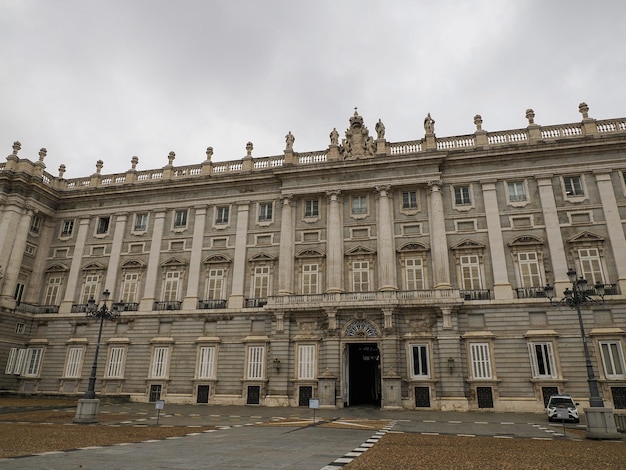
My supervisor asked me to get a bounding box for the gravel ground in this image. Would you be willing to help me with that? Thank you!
[1,398,625,468]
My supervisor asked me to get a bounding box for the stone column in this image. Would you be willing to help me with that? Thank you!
[375,186,397,291]
[104,214,127,300]
[594,170,626,294]
[427,181,451,288]
[0,198,22,294]
[183,206,207,309]
[536,175,569,293]
[23,219,54,304]
[228,202,250,308]
[59,217,91,313]
[277,194,295,295]
[481,181,512,299]
[0,206,34,309]
[325,190,343,293]
[138,211,166,311]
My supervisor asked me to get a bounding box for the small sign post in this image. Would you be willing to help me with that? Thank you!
[309,398,320,424]
[155,399,165,426]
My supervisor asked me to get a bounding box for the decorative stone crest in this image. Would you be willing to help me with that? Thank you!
[344,319,379,337]
[340,109,375,160]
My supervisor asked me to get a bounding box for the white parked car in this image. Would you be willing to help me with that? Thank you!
[546,394,579,423]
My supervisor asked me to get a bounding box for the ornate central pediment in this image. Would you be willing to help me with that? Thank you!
[340,109,375,160]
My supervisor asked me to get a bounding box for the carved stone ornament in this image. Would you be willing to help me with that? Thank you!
[340,109,375,160]
[344,319,378,337]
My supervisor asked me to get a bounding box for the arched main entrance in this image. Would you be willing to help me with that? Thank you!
[342,319,381,407]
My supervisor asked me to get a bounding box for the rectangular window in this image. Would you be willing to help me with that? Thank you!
[106,347,125,378]
[44,276,62,305]
[14,282,25,303]
[470,343,492,379]
[253,266,270,298]
[121,272,139,303]
[29,216,41,234]
[298,345,316,379]
[134,213,148,231]
[206,269,224,300]
[405,258,425,290]
[351,195,367,214]
[564,176,584,197]
[5,348,19,374]
[454,186,471,205]
[96,216,110,234]
[410,344,429,378]
[460,255,482,290]
[352,261,370,292]
[15,322,25,334]
[302,264,319,295]
[402,191,418,210]
[163,271,181,301]
[61,219,74,236]
[197,346,216,379]
[151,346,169,378]
[508,181,526,202]
[216,206,229,224]
[174,209,188,228]
[528,342,557,378]
[304,199,319,218]
[600,341,625,378]
[258,203,273,222]
[247,346,265,379]
[23,348,43,377]
[64,347,83,378]
[518,252,542,287]
[578,248,605,285]
[81,274,100,304]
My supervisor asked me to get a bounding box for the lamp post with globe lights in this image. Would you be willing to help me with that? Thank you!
[544,269,620,439]
[73,289,121,423]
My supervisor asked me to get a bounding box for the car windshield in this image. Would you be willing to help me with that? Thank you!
[550,397,574,407]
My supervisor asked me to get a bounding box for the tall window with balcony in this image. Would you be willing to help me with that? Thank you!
[162,271,181,308]
[251,266,270,305]
[516,252,543,298]
[352,261,371,292]
[301,264,319,294]
[205,268,225,305]
[405,258,425,290]
[121,272,139,306]
[44,276,62,306]
[460,255,482,292]
[80,274,100,305]
[577,248,605,285]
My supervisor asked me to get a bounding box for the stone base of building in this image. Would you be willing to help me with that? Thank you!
[73,398,100,423]
[439,397,470,412]
[584,408,623,440]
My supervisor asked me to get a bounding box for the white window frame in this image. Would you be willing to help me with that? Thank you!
[64,346,84,378]
[563,175,585,198]
[162,271,181,302]
[352,261,371,292]
[405,258,425,290]
[454,185,471,205]
[258,202,273,222]
[409,344,430,378]
[44,276,62,306]
[401,190,418,210]
[173,209,188,230]
[121,272,140,303]
[22,347,44,377]
[247,345,265,379]
[507,181,527,203]
[81,274,101,304]
[197,346,216,379]
[301,263,319,295]
[470,343,492,379]
[60,219,74,237]
[599,340,625,379]
[151,346,170,379]
[206,268,225,300]
[95,216,110,235]
[351,195,368,215]
[460,255,483,290]
[252,265,270,298]
[527,342,557,379]
[577,248,606,285]
[106,346,126,378]
[215,206,229,225]
[517,252,543,288]
[297,344,316,380]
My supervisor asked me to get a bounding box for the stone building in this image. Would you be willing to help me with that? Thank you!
[1,104,625,413]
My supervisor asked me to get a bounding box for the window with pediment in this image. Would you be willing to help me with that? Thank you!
[508,235,546,297]
[203,255,231,302]
[397,243,429,291]
[346,245,376,292]
[79,263,106,304]
[452,240,487,295]
[567,232,608,286]
[296,249,325,295]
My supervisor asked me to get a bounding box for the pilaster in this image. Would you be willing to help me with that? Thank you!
[183,206,207,309]
[228,202,250,309]
[277,194,295,295]
[427,180,451,288]
[138,211,166,311]
[59,217,91,313]
[325,190,343,293]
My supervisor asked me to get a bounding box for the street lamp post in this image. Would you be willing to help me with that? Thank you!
[73,289,121,423]
[544,269,620,439]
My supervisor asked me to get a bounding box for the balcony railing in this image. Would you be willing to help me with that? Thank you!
[153,301,182,311]
[460,289,491,300]
[117,302,139,311]
[15,303,60,314]
[516,287,547,299]
[198,299,227,309]
[71,303,89,313]
[245,298,268,308]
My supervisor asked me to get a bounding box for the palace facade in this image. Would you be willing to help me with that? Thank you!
[1,104,626,413]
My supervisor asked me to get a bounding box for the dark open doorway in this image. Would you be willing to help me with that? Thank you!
[347,343,381,407]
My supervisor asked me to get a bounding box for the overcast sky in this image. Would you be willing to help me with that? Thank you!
[1,0,625,178]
